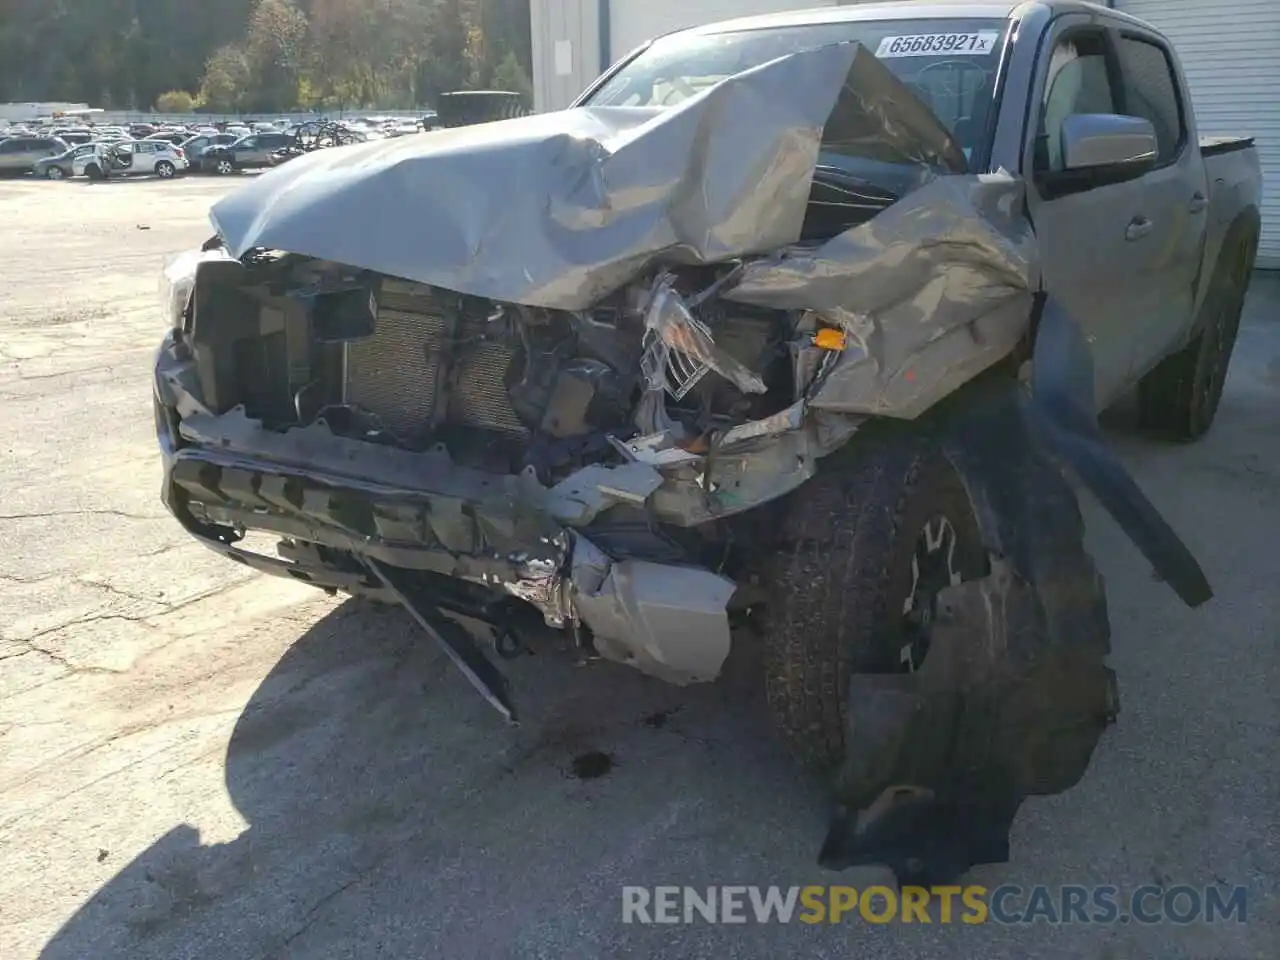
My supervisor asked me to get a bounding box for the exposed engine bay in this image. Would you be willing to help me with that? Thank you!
[190,254,802,483]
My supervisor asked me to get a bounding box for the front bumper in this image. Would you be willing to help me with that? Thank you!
[153,333,737,686]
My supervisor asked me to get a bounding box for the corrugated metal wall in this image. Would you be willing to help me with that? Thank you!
[1117,0,1279,267]
[530,0,601,113]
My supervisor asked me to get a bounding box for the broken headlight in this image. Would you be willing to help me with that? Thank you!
[158,249,204,330]
[640,274,768,399]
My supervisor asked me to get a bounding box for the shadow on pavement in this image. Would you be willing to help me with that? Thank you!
[40,598,820,959]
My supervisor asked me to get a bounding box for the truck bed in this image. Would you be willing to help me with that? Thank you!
[1200,136,1255,157]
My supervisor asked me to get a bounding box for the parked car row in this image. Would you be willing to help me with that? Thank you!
[0,115,313,179]
[1,131,306,180]
[1,137,189,179]
[1,115,439,181]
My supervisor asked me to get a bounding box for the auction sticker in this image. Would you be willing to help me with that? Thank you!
[875,32,1000,57]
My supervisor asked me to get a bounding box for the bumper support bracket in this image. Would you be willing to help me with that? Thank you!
[365,558,519,724]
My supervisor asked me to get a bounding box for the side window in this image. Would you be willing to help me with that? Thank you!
[240,137,257,149]
[1037,32,1118,172]
[1116,35,1182,164]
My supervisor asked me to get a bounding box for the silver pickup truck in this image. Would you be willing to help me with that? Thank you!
[153,1,1260,879]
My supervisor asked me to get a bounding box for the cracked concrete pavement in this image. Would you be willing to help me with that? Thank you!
[1,176,1277,959]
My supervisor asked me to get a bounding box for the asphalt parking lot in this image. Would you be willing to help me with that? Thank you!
[1,175,1277,959]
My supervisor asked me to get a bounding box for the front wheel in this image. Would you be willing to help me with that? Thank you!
[214,159,235,176]
[155,160,176,179]
[45,166,64,180]
[759,433,988,774]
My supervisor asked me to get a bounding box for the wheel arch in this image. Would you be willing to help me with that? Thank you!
[1191,206,1261,340]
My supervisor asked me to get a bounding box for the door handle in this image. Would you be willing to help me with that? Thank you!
[1188,192,1208,214]
[1125,216,1153,241]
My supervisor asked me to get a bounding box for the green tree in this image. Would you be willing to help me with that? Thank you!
[156,89,197,112]
[414,0,473,104]
[199,44,252,112]
[489,51,531,105]
[244,0,309,110]
[476,0,532,84]
[0,0,533,112]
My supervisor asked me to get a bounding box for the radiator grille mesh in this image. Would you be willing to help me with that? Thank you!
[344,307,445,445]
[451,341,526,435]
[343,280,526,446]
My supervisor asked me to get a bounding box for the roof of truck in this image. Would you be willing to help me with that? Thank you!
[685,1,1142,36]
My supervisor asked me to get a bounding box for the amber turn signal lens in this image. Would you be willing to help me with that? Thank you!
[812,328,847,351]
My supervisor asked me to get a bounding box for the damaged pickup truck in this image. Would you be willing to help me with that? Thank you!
[153,1,1260,879]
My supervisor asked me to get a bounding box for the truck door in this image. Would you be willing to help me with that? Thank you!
[1109,27,1208,380]
[1024,23,1138,411]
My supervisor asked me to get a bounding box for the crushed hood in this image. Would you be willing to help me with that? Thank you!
[210,42,965,311]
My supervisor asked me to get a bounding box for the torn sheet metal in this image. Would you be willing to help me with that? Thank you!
[642,405,863,526]
[726,173,1039,420]
[208,43,962,313]
[210,44,853,310]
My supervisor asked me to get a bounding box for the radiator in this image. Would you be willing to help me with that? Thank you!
[343,279,526,446]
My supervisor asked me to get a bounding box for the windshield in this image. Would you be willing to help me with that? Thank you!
[587,18,1009,167]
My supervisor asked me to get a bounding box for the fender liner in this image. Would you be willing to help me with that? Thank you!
[817,294,1211,885]
[1025,293,1212,607]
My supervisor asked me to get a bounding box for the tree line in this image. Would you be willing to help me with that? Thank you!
[0,0,533,113]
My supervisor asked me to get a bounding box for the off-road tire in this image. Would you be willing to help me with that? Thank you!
[1137,230,1255,441]
[759,398,1109,785]
[759,430,988,773]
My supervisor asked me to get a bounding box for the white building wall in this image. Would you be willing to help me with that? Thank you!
[530,0,602,113]
[1116,0,1279,267]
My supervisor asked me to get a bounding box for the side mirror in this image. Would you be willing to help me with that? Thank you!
[1061,113,1157,171]
[1037,114,1157,198]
